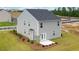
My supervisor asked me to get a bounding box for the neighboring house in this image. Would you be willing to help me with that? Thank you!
[17,9,61,41]
[0,10,11,22]
[10,11,22,23]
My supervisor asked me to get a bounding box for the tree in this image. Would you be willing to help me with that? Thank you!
[61,7,67,16]
[52,7,79,17]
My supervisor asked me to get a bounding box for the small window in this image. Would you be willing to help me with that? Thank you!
[53,33,55,36]
[28,24,30,26]
[24,21,26,25]
[40,23,43,28]
[24,23,26,25]
[24,29,26,34]
[53,31,55,36]
[57,21,59,26]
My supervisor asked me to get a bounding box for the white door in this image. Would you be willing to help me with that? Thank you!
[29,30,34,40]
[40,33,47,41]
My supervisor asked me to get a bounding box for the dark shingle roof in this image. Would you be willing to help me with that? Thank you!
[27,9,60,21]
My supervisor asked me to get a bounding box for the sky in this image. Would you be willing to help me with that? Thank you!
[0,7,57,10]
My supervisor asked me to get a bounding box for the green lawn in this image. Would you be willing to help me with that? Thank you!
[46,31,79,51]
[0,31,79,51]
[0,31,32,51]
[0,22,16,27]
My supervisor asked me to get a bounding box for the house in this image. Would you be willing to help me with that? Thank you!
[10,10,22,23]
[0,9,11,22]
[17,9,61,45]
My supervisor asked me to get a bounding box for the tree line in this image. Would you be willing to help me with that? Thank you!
[52,7,79,17]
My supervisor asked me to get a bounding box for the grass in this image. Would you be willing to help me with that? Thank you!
[0,30,79,51]
[0,31,32,51]
[46,31,79,51]
[0,22,16,27]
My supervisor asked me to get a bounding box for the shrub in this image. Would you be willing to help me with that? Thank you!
[22,38,25,42]
[13,30,17,33]
[61,34,63,37]
[18,34,22,37]
[55,42,58,44]
[42,45,45,47]
[27,39,30,42]
[49,44,51,46]
[11,30,17,35]
[31,41,34,44]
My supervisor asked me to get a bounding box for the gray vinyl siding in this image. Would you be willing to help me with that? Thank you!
[17,10,39,40]
[11,17,17,23]
[39,20,61,40]
[17,9,61,40]
[0,10,11,22]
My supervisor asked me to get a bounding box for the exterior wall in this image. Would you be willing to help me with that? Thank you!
[0,10,11,22]
[11,17,17,24]
[39,20,61,40]
[17,9,61,40]
[17,10,39,40]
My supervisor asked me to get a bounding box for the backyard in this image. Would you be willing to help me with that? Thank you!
[0,31,32,51]
[47,31,79,51]
[0,22,16,27]
[0,29,79,51]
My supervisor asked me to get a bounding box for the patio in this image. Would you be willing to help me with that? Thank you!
[40,40,55,46]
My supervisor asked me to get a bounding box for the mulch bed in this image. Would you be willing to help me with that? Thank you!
[11,31,58,50]
[31,43,57,51]
[19,37,58,50]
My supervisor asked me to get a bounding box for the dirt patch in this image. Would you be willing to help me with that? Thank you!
[62,22,79,35]
[62,22,79,27]
[31,43,57,51]
[69,30,79,35]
